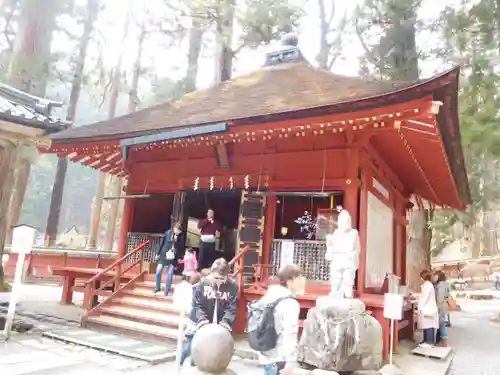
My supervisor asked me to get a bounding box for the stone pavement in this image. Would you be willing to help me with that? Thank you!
[3,284,500,374]
[0,334,261,375]
[447,298,500,375]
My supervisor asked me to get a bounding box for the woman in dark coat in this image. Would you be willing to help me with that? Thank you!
[154,223,186,295]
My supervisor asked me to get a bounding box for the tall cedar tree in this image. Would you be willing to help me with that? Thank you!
[356,0,429,291]
[45,0,100,246]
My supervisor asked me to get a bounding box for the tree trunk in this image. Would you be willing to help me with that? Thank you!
[96,4,131,250]
[0,145,17,291]
[470,223,482,258]
[45,0,99,246]
[406,207,433,291]
[87,172,106,248]
[5,160,30,244]
[103,15,143,251]
[184,17,204,92]
[6,0,59,240]
[103,176,122,250]
[7,0,57,95]
[379,4,430,289]
[216,0,235,83]
[316,0,330,69]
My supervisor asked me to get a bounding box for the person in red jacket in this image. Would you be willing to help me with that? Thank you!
[197,209,220,270]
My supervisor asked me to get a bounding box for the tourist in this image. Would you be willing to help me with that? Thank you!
[180,270,209,366]
[192,258,237,331]
[197,209,220,270]
[417,270,439,347]
[493,270,500,291]
[433,270,451,347]
[154,223,185,295]
[257,265,302,375]
[179,247,199,281]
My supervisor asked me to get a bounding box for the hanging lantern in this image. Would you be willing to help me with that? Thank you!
[229,176,234,189]
[209,176,215,190]
[244,175,250,190]
[194,177,199,191]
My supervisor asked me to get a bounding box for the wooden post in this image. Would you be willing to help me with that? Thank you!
[262,193,277,279]
[357,169,369,295]
[114,263,121,292]
[0,145,16,292]
[344,144,360,226]
[117,194,134,259]
[102,1,133,251]
[61,276,75,304]
[401,208,408,285]
[87,171,106,248]
[103,176,123,250]
[83,282,93,310]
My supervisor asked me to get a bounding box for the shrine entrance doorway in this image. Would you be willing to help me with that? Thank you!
[182,189,242,262]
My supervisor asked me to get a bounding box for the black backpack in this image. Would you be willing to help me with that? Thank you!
[246,295,295,352]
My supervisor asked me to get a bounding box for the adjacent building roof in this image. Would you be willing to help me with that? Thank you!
[49,62,431,143]
[0,83,68,133]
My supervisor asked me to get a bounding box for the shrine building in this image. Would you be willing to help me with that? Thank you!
[42,38,470,359]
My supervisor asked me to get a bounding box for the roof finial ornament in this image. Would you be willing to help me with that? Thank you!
[263,32,305,67]
[281,33,299,47]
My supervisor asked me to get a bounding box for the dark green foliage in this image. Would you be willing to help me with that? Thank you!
[238,0,301,49]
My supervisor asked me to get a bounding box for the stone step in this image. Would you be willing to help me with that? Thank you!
[134,281,158,289]
[144,274,183,283]
[122,287,174,300]
[113,295,178,313]
[99,305,182,328]
[134,280,182,291]
[85,315,178,341]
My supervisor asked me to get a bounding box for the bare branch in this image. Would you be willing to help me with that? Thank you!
[355,17,378,65]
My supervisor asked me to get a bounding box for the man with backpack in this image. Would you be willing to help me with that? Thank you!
[247,265,303,375]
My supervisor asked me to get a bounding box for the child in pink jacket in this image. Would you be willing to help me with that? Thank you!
[179,248,198,281]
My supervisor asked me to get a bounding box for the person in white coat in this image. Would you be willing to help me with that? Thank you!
[417,270,439,347]
[259,265,303,375]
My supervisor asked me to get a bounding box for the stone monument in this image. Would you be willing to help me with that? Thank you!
[324,210,360,299]
[187,323,236,375]
[297,297,383,372]
[297,210,383,372]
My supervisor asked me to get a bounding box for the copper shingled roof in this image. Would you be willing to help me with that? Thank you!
[50,62,424,143]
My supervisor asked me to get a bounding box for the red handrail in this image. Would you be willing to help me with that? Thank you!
[84,240,151,285]
[230,245,248,281]
[229,245,248,267]
[83,240,151,310]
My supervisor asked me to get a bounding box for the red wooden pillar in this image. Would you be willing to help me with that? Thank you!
[117,197,134,259]
[357,169,369,295]
[344,146,360,226]
[401,210,408,285]
[262,193,277,279]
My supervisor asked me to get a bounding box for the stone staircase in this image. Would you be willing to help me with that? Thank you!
[83,277,183,343]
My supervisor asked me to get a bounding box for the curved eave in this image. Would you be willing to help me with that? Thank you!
[49,67,462,145]
[434,68,471,208]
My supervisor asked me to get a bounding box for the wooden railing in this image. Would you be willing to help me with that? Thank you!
[270,239,329,281]
[229,245,248,280]
[82,240,151,310]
